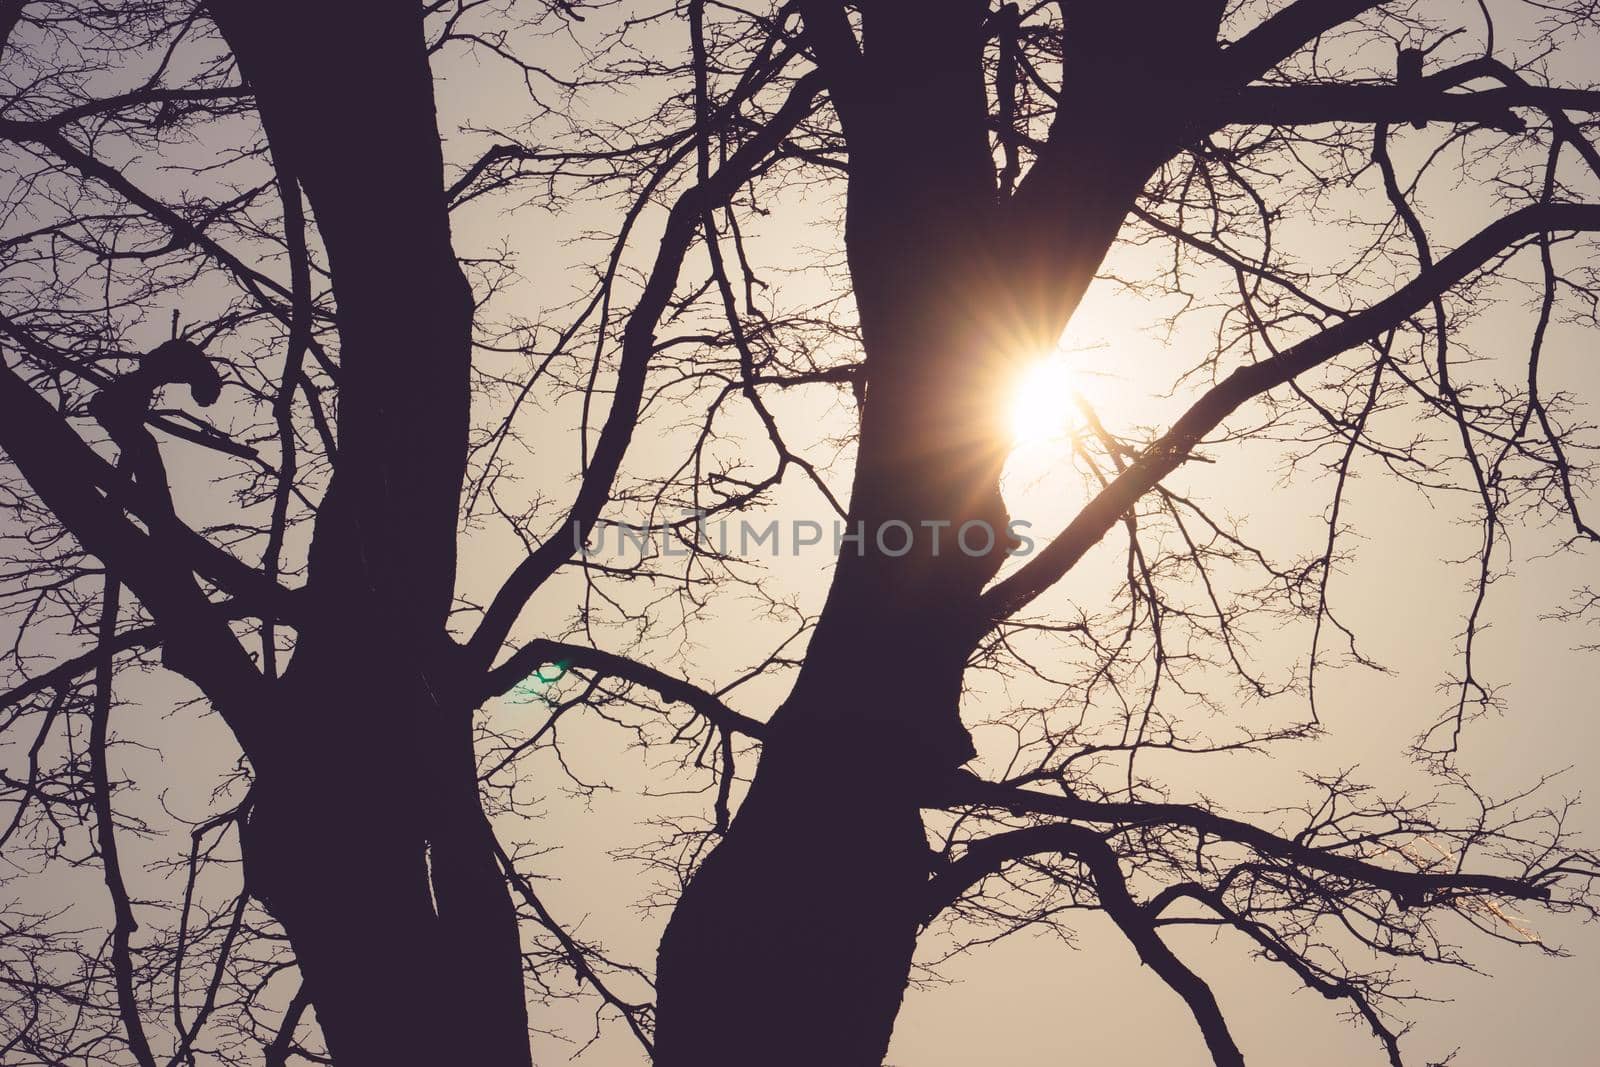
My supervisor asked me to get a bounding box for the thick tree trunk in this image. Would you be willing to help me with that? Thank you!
[204,3,536,1061]
[242,767,445,1064]
[655,745,928,1066]
[654,5,1209,1062]
[654,15,1013,1059]
[653,533,981,1066]
[241,662,532,1066]
[652,233,1003,1064]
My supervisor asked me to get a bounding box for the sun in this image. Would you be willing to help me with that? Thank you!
[1009,354,1078,446]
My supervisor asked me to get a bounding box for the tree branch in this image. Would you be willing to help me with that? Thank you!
[933,771,1553,906]
[1220,0,1388,85]
[483,639,767,739]
[979,201,1600,627]
[466,71,827,668]
[1223,82,1585,130]
[0,353,266,741]
[926,821,1245,1067]
[88,573,160,1067]
[0,597,269,711]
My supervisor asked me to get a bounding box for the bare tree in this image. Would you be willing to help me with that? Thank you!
[3,1,1600,1066]
[0,0,655,1062]
[635,2,1600,1065]
[0,0,849,1062]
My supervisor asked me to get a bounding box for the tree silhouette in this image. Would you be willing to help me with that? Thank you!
[2,1,1600,1066]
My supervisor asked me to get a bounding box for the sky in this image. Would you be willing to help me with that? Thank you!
[426,4,1600,1063]
[2,1,1599,1065]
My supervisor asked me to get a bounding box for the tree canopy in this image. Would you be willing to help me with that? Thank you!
[1,1,1599,1064]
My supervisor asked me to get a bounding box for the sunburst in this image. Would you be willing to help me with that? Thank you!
[1009,354,1079,446]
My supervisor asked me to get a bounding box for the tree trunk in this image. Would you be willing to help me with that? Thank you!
[653,5,1200,1060]
[203,3,535,1060]
[654,732,930,1067]
[654,14,1014,1056]
[651,239,1004,1063]
[241,662,532,1066]
[653,512,984,1066]
[242,767,446,1065]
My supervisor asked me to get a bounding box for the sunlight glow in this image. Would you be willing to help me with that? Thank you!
[1009,354,1079,446]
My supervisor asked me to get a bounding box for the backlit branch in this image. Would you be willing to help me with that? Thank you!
[980,202,1600,627]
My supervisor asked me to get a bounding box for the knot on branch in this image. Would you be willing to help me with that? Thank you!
[89,338,222,428]
[1395,37,1525,134]
[89,337,223,518]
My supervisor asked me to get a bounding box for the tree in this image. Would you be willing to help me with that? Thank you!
[1,1,565,1062]
[1,2,1598,1067]
[646,2,1600,1064]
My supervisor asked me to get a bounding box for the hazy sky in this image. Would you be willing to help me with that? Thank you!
[3,2,1598,1065]
[428,6,1600,1064]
